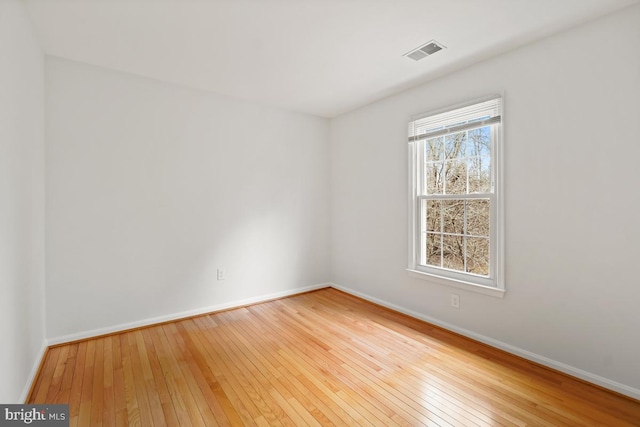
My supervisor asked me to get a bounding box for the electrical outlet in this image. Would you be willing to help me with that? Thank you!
[451,294,460,309]
[217,268,226,281]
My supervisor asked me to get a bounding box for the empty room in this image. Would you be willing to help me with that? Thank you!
[2,0,640,425]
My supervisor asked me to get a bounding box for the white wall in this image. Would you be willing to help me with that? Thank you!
[0,0,46,403]
[45,58,329,340]
[330,4,640,394]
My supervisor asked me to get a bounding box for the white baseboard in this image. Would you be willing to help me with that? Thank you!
[48,283,330,346]
[329,282,640,401]
[20,340,48,403]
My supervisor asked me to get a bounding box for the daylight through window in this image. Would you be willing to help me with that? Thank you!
[408,96,503,293]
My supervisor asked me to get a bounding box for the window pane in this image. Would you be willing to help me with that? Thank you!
[425,162,444,194]
[425,200,441,232]
[443,234,464,271]
[468,159,490,193]
[425,233,441,267]
[443,200,464,235]
[444,160,467,194]
[467,127,491,194]
[466,199,490,237]
[465,237,490,276]
[444,132,466,161]
[443,132,467,195]
[425,137,444,162]
[467,127,491,157]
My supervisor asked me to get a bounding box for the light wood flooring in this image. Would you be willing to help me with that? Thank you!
[28,288,640,426]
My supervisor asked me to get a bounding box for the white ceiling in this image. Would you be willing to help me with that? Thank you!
[25,0,638,118]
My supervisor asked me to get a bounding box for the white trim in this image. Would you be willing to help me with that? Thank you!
[406,269,505,298]
[47,283,330,346]
[20,340,48,403]
[408,95,505,292]
[328,282,640,401]
[407,138,418,270]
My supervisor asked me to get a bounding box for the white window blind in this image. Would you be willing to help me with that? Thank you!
[409,96,502,142]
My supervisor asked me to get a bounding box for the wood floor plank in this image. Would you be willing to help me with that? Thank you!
[191,315,274,424]
[221,308,346,426]
[310,292,564,425]
[90,338,105,427]
[298,293,527,425]
[102,336,116,427]
[163,322,223,426]
[235,317,353,425]
[278,297,476,426]
[140,329,180,427]
[130,331,165,427]
[146,327,196,426]
[247,303,384,426]
[28,288,640,426]
[110,335,128,426]
[119,333,141,427]
[77,339,95,427]
[44,345,70,402]
[67,341,86,427]
[56,343,78,405]
[171,321,231,426]
[276,301,453,426]
[210,311,307,426]
[33,346,61,403]
[127,332,156,427]
[182,315,275,426]
[154,325,207,426]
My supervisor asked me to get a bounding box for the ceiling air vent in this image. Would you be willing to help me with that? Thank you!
[404,40,445,61]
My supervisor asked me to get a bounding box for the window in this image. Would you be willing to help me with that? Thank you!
[407,96,504,297]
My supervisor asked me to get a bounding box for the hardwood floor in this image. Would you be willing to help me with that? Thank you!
[28,288,640,426]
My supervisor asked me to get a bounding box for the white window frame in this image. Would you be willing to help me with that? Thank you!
[407,95,505,298]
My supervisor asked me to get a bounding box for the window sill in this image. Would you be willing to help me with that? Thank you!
[406,269,506,298]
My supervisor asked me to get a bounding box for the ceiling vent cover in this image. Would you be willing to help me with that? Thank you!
[404,40,445,61]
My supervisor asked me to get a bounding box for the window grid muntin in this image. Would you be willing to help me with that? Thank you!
[421,127,491,197]
[416,124,496,280]
[418,196,492,278]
